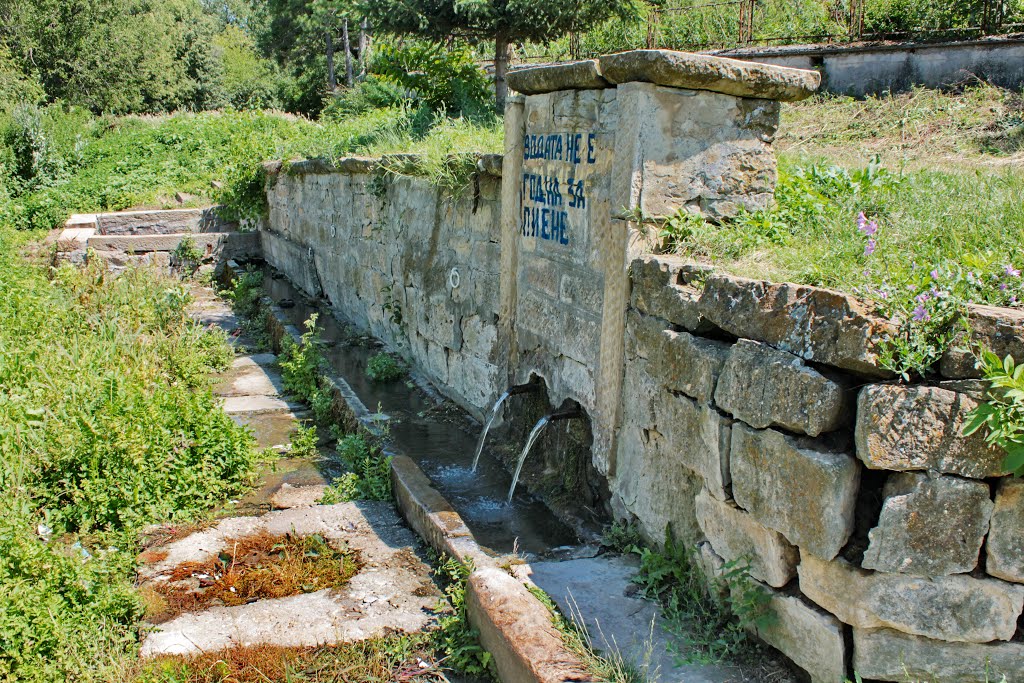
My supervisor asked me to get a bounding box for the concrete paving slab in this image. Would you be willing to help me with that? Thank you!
[522,555,756,683]
[140,502,439,657]
[213,362,284,398]
[221,394,302,415]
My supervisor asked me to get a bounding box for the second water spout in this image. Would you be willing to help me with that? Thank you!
[507,416,551,503]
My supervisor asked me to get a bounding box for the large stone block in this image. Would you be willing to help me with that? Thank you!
[799,553,1024,643]
[598,50,820,101]
[714,339,850,436]
[627,312,728,403]
[695,488,797,587]
[861,472,993,576]
[987,477,1024,584]
[629,256,712,332]
[613,83,779,221]
[755,593,847,683]
[853,627,1024,683]
[855,384,1007,478]
[940,304,1024,379]
[697,274,894,376]
[731,424,858,560]
[612,361,725,543]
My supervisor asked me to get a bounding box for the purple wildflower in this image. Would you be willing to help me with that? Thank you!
[912,305,930,322]
[1005,265,1020,277]
[856,212,867,230]
[930,269,940,280]
[1001,283,1009,291]
[864,239,877,256]
[915,292,930,304]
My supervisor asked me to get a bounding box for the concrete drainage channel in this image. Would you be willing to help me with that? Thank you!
[244,264,601,683]
[242,263,760,683]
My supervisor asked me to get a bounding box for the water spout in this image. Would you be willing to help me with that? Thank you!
[472,383,542,472]
[506,407,584,502]
[507,416,551,503]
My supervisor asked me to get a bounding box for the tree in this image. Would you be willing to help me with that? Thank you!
[360,0,639,109]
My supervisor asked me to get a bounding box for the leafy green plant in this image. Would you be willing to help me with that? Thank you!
[431,555,494,677]
[366,351,404,382]
[627,530,771,664]
[171,235,204,278]
[287,424,319,459]
[380,283,403,326]
[964,349,1024,476]
[279,314,325,402]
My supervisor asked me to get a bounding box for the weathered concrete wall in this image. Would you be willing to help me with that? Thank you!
[619,254,1024,683]
[262,159,505,415]
[718,36,1024,97]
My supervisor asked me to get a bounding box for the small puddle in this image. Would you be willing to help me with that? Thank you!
[261,269,579,557]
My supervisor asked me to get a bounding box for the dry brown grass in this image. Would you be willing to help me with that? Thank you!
[144,531,360,622]
[134,638,449,683]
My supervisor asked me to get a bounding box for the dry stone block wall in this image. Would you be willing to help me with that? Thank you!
[618,254,1024,682]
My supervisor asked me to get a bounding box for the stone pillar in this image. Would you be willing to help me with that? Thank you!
[504,49,819,478]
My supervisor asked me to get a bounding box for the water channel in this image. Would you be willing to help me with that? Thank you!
[261,268,580,558]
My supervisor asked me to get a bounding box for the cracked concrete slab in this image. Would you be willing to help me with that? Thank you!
[140,502,439,658]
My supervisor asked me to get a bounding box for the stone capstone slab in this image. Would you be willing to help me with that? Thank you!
[987,477,1024,584]
[940,304,1024,378]
[598,49,820,101]
[855,383,1007,478]
[730,424,859,560]
[861,472,993,576]
[695,487,797,587]
[697,274,894,376]
[852,627,1024,683]
[714,339,849,437]
[506,60,610,95]
[799,553,1024,643]
[466,567,596,683]
[269,483,329,509]
[754,592,847,683]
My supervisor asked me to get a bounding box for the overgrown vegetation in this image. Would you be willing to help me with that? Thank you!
[652,86,1024,380]
[0,228,261,681]
[319,434,394,503]
[429,556,494,678]
[611,526,773,666]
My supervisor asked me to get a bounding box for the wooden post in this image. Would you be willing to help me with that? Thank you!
[326,30,336,92]
[494,36,509,112]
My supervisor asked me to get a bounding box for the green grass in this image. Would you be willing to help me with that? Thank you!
[0,228,262,681]
[659,87,1024,310]
[0,105,502,231]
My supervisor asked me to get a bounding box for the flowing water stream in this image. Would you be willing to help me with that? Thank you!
[261,270,579,557]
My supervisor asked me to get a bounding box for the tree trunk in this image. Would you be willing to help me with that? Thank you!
[494,36,509,112]
[326,30,336,92]
[359,18,370,78]
[343,18,354,88]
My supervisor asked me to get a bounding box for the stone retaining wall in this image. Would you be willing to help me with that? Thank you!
[618,254,1024,682]
[262,159,505,415]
